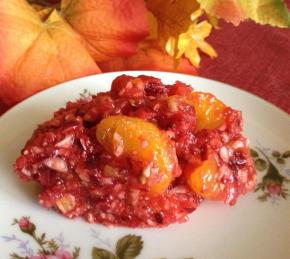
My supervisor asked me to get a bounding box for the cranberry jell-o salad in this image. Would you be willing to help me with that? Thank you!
[14,75,256,227]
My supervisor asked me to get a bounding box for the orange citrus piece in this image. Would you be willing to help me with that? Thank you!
[96,115,179,194]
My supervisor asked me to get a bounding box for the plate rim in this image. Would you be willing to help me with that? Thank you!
[1,71,290,259]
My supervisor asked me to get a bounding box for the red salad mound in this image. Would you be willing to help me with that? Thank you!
[14,75,256,227]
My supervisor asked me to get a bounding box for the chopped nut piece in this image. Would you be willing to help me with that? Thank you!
[43,157,68,173]
[56,194,76,214]
[55,134,75,148]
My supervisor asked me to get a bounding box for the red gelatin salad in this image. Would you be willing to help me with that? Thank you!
[14,75,256,227]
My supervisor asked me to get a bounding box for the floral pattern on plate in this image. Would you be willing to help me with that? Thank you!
[2,217,80,259]
[2,217,146,259]
[251,147,290,201]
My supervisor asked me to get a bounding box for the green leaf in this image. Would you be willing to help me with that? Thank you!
[38,233,47,246]
[281,192,288,199]
[282,150,290,158]
[9,253,28,259]
[47,239,59,253]
[197,0,290,27]
[272,150,281,157]
[254,183,263,192]
[240,0,290,27]
[250,149,259,158]
[72,247,81,259]
[255,158,267,171]
[116,235,143,259]
[40,233,46,241]
[92,247,118,259]
[263,161,284,183]
[277,158,285,164]
[12,218,18,225]
[257,194,268,202]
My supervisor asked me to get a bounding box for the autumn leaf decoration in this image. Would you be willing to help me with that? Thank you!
[0,0,148,106]
[147,0,217,68]
[197,0,290,27]
[0,0,289,109]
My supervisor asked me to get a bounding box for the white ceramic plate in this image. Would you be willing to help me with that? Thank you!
[0,71,289,259]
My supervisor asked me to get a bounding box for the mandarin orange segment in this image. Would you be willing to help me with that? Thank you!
[96,115,178,194]
[186,92,226,131]
[187,159,223,200]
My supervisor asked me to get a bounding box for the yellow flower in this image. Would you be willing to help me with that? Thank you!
[166,9,217,67]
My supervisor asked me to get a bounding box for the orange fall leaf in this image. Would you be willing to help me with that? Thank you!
[62,0,149,62]
[99,43,197,75]
[0,0,149,107]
